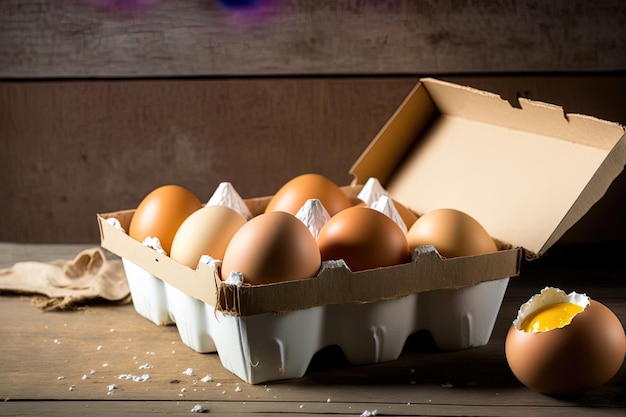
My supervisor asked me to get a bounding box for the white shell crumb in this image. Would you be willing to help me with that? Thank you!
[234,386,242,392]
[68,385,76,391]
[191,404,209,413]
[183,368,195,376]
[200,375,213,383]
[361,409,378,417]
[118,374,150,382]
[107,384,118,392]
[138,363,152,370]
[57,376,65,380]
[206,182,253,220]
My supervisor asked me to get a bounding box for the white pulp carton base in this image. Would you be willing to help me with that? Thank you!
[122,256,509,384]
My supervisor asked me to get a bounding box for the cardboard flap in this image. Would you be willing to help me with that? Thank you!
[351,78,626,257]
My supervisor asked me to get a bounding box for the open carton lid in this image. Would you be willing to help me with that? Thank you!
[351,78,626,259]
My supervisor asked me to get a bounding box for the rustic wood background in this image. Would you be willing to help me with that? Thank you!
[2,0,625,77]
[1,0,625,244]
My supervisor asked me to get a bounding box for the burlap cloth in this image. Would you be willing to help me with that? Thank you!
[0,248,130,311]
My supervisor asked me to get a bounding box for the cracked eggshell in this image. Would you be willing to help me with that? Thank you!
[265,173,352,216]
[129,185,203,254]
[505,287,626,395]
[220,211,321,285]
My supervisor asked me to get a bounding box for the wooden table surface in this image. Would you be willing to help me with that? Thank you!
[1,242,625,416]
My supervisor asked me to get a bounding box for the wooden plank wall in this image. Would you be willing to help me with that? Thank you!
[1,0,625,244]
[2,0,625,77]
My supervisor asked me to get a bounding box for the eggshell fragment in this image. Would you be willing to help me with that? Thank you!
[505,287,626,395]
[170,206,247,269]
[317,206,410,272]
[407,208,497,258]
[220,211,321,285]
[129,185,202,254]
[265,173,352,216]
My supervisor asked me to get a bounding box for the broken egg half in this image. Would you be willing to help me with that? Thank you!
[505,287,625,395]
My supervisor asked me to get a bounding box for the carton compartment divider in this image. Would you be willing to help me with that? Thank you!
[98,212,521,317]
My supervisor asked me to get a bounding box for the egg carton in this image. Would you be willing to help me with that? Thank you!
[121,254,510,384]
[100,77,626,384]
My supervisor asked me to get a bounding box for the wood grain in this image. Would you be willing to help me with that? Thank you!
[1,0,625,78]
[0,243,625,416]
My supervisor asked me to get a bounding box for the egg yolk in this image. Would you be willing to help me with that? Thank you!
[520,302,584,332]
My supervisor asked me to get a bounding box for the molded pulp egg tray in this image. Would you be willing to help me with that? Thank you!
[98,78,626,384]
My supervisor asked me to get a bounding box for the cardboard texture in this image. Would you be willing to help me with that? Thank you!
[98,78,626,383]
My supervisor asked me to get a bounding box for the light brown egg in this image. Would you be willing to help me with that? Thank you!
[128,185,202,254]
[265,173,352,216]
[170,205,247,269]
[317,206,410,272]
[220,211,321,285]
[505,287,626,395]
[406,208,497,258]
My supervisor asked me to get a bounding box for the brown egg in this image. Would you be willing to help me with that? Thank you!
[170,206,247,268]
[406,208,497,258]
[128,185,202,254]
[505,287,626,395]
[265,173,352,216]
[317,206,410,272]
[220,211,321,285]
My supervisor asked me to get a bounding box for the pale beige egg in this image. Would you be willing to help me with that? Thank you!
[170,205,247,268]
[407,208,497,258]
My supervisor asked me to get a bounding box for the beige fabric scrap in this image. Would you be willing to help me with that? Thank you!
[0,248,130,311]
